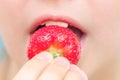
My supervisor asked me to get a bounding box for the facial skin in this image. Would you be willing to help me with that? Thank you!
[0,0,120,80]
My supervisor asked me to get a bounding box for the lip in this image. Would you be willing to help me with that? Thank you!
[30,14,87,35]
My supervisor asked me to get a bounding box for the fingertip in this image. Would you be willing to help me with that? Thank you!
[70,64,81,72]
[70,64,88,80]
[35,51,53,62]
[54,57,70,68]
[80,70,88,80]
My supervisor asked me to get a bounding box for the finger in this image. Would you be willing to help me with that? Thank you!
[64,64,88,80]
[38,57,70,80]
[13,52,53,80]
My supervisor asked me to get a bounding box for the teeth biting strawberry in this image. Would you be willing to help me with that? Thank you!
[28,25,81,64]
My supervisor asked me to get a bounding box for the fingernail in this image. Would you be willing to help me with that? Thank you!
[70,64,88,80]
[35,52,53,62]
[70,64,81,72]
[80,70,88,80]
[54,57,70,67]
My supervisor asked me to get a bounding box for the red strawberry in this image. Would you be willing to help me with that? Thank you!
[28,25,81,64]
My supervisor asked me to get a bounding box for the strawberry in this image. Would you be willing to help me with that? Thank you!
[28,25,81,64]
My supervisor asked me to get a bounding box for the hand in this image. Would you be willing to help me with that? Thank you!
[13,52,88,80]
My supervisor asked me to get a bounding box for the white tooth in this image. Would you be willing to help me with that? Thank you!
[41,23,45,26]
[45,21,68,28]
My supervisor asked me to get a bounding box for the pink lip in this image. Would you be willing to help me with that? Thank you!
[30,14,87,34]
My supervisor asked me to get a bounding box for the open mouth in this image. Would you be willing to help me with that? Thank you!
[31,21,86,42]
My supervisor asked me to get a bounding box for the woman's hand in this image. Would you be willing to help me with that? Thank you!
[13,52,88,80]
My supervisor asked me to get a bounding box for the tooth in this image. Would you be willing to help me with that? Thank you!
[41,23,45,26]
[45,21,68,28]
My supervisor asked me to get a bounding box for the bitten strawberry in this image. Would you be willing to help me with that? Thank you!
[28,25,81,64]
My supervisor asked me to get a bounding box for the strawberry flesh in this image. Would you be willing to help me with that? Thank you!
[28,25,81,64]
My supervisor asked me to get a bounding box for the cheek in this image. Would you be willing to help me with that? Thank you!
[0,0,26,11]
[0,0,30,26]
[87,0,120,55]
[88,0,120,56]
[0,0,23,30]
[79,0,120,75]
[88,0,120,22]
[0,0,29,67]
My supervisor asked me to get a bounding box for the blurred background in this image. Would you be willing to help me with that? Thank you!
[0,36,7,61]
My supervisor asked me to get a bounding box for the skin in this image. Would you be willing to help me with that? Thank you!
[0,0,120,80]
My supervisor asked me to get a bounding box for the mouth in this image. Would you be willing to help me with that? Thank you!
[32,22,84,39]
[30,15,87,51]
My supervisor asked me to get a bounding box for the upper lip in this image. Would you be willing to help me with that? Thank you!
[30,14,87,34]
